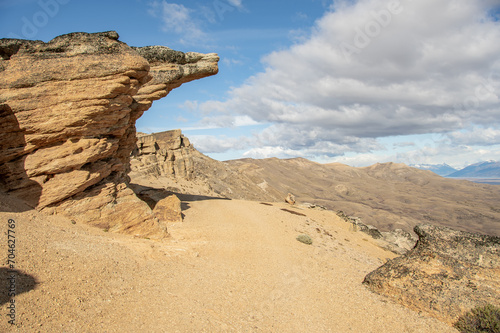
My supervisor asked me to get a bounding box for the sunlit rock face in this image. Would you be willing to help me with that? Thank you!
[131,130,194,180]
[364,224,500,324]
[0,31,218,238]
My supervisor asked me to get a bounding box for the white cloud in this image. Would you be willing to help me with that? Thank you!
[222,57,244,66]
[243,146,305,159]
[192,0,500,164]
[192,114,261,129]
[328,142,500,169]
[189,135,251,153]
[176,115,188,122]
[227,0,243,9]
[446,127,500,146]
[148,1,206,44]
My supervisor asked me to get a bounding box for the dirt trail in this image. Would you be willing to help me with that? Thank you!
[0,195,456,332]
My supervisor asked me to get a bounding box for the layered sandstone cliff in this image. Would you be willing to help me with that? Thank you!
[0,31,218,238]
[130,129,194,180]
[363,224,500,324]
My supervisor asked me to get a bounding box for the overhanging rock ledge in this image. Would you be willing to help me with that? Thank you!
[0,31,219,238]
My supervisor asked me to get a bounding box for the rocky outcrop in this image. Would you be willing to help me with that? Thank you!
[130,129,194,179]
[380,228,417,255]
[0,31,218,238]
[363,224,500,324]
[337,210,416,254]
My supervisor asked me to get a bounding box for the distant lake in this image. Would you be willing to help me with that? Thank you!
[446,177,500,185]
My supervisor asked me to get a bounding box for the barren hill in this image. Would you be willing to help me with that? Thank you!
[130,136,500,237]
[185,153,500,237]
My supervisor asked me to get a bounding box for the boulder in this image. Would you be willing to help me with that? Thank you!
[380,229,417,255]
[363,224,500,324]
[285,193,296,205]
[153,194,183,225]
[0,31,218,238]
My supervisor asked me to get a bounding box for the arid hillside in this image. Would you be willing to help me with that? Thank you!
[184,153,500,237]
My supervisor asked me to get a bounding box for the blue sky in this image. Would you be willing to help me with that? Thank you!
[1,0,500,168]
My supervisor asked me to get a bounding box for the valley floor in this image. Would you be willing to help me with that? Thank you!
[0,195,457,332]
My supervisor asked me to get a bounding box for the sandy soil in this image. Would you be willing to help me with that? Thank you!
[0,193,457,332]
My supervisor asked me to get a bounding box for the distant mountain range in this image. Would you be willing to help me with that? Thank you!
[410,163,458,176]
[447,161,500,178]
[412,161,500,178]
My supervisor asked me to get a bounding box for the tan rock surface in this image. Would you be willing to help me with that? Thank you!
[0,192,457,332]
[285,193,296,205]
[363,224,500,325]
[0,31,218,237]
[153,194,183,224]
[130,129,194,180]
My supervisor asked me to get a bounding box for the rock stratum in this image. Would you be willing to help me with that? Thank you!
[131,129,194,180]
[0,31,218,238]
[363,224,500,324]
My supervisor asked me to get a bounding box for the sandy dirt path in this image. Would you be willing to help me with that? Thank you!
[0,195,457,332]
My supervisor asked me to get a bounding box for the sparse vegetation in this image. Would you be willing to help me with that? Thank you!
[296,234,313,245]
[454,304,500,333]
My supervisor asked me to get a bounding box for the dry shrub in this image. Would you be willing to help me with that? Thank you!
[454,304,500,333]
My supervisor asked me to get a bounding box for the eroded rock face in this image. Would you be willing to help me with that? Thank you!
[0,31,218,238]
[363,224,500,324]
[153,195,183,224]
[130,129,194,179]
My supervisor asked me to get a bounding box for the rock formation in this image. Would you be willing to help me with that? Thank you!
[285,193,296,205]
[153,195,183,224]
[336,210,416,254]
[363,224,500,324]
[130,129,194,179]
[0,31,218,238]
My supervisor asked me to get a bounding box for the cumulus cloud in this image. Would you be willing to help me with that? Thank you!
[193,0,500,162]
[189,135,252,153]
[148,1,207,43]
[446,127,500,146]
[147,0,249,44]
